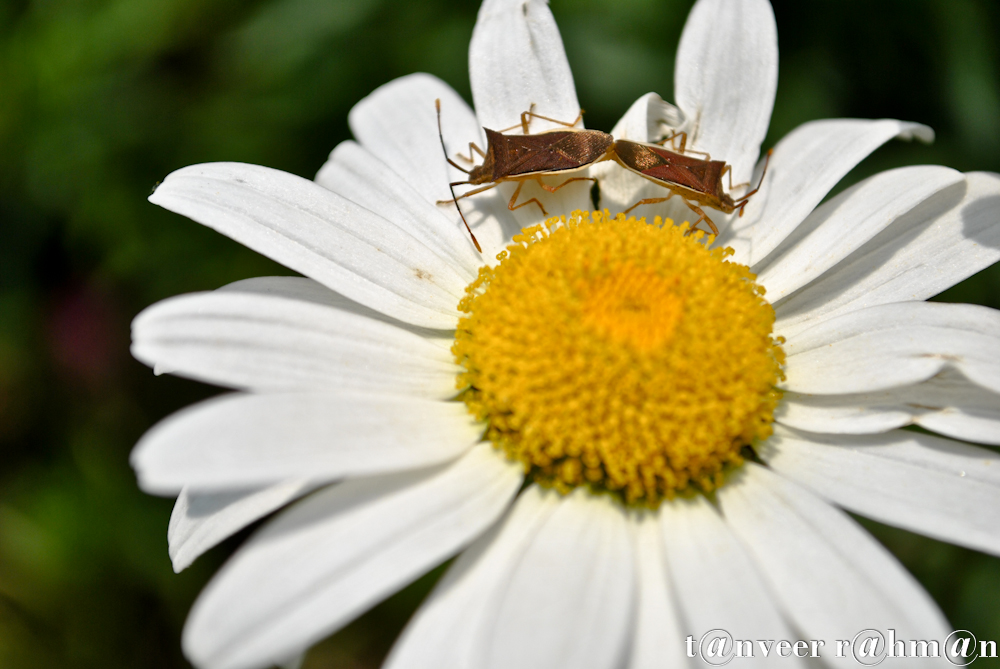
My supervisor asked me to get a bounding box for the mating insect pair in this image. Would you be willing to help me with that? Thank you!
[435,99,771,253]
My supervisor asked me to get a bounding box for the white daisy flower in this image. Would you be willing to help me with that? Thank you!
[131,0,1000,667]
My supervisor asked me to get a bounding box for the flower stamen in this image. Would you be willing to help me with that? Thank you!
[454,211,785,507]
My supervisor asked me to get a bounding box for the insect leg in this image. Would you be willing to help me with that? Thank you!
[520,109,584,132]
[436,99,482,252]
[497,102,583,135]
[723,164,754,194]
[493,104,538,134]
[732,148,774,213]
[508,180,548,215]
[657,131,711,159]
[657,131,688,154]
[682,201,719,236]
[456,142,487,164]
[622,195,674,215]
[535,176,596,194]
[497,105,585,134]
[435,100,472,175]
[436,182,500,205]
[722,164,748,193]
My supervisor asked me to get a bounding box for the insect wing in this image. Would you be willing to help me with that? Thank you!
[492,130,612,178]
[543,130,614,170]
[617,141,726,196]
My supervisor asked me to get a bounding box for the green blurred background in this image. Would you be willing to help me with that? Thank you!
[1,0,999,666]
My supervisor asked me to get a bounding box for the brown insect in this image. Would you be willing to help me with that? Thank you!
[611,132,772,235]
[435,99,614,253]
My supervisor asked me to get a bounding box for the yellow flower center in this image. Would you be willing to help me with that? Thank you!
[453,211,785,507]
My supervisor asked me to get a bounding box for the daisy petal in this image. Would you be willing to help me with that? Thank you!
[469,0,579,133]
[216,276,453,347]
[168,481,317,572]
[487,164,594,237]
[918,407,1000,446]
[346,75,526,260]
[131,290,457,398]
[131,392,483,493]
[783,301,1000,394]
[774,171,1000,338]
[596,93,687,214]
[216,275,352,308]
[722,119,934,265]
[347,73,483,207]
[183,443,521,669]
[755,166,963,300]
[674,0,777,185]
[659,495,803,661]
[628,514,691,669]
[611,93,686,143]
[763,425,1000,557]
[777,368,1000,445]
[467,0,593,231]
[384,486,560,669]
[149,162,464,328]
[478,488,634,669]
[718,464,950,653]
[315,141,482,276]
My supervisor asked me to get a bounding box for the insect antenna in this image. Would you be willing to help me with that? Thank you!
[735,148,773,216]
[435,99,482,253]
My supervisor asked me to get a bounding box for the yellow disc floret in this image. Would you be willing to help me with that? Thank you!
[453,211,784,507]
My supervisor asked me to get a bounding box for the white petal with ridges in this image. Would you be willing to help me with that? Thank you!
[384,486,559,669]
[611,93,686,144]
[783,302,1000,394]
[722,118,934,265]
[478,489,634,669]
[462,0,592,237]
[596,93,688,215]
[149,162,464,328]
[315,140,483,275]
[217,275,354,308]
[774,171,1000,338]
[755,166,963,300]
[674,0,777,186]
[468,0,595,233]
[659,495,803,667]
[183,443,521,669]
[762,426,1000,557]
[348,73,483,207]
[777,368,1000,445]
[469,0,579,133]
[132,290,457,397]
[132,392,483,493]
[216,276,454,348]
[718,464,950,660]
[492,164,596,237]
[169,482,318,572]
[347,73,527,260]
[628,514,691,669]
